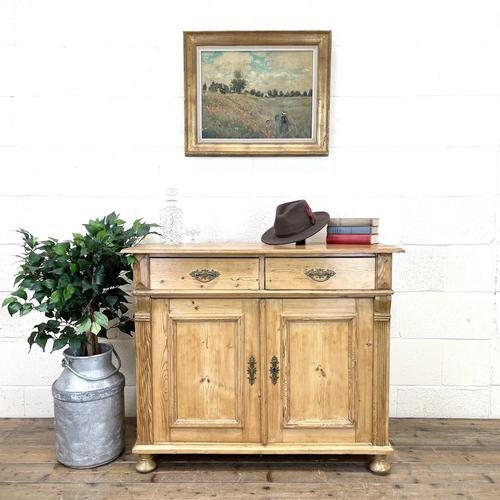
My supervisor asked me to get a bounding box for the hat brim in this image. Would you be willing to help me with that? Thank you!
[261,211,330,245]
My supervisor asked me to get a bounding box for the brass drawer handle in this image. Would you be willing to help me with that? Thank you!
[247,355,257,385]
[189,269,220,283]
[304,268,336,282]
[270,356,279,385]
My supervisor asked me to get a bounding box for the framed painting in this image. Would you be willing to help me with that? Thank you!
[184,31,331,156]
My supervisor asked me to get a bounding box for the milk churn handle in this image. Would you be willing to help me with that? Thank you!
[61,346,122,381]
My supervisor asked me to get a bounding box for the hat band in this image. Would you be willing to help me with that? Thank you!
[304,202,316,224]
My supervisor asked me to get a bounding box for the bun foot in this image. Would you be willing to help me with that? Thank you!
[136,454,157,473]
[368,455,391,475]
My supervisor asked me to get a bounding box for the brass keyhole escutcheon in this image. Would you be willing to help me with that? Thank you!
[247,355,257,385]
[270,356,279,384]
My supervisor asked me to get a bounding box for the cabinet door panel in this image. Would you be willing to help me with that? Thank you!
[266,298,373,444]
[173,319,240,426]
[286,319,352,426]
[152,299,260,443]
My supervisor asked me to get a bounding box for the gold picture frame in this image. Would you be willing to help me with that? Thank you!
[184,31,331,156]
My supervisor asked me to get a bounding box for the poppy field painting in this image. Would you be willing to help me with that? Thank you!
[199,49,315,141]
[184,32,331,156]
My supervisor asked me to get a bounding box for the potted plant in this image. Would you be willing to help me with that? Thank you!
[2,213,158,468]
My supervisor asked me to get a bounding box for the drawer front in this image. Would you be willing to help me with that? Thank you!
[150,258,259,290]
[265,257,375,290]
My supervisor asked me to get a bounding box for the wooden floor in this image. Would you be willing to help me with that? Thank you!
[0,419,499,499]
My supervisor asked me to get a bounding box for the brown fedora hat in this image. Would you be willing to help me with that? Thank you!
[261,200,330,245]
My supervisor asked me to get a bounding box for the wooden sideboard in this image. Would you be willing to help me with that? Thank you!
[123,243,404,474]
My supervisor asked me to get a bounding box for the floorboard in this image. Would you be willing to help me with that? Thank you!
[0,418,499,499]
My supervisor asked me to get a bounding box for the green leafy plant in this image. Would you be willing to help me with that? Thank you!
[2,213,158,356]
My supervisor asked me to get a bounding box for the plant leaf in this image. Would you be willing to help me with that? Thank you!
[105,295,119,308]
[69,335,83,355]
[118,318,135,335]
[43,279,57,289]
[27,331,37,350]
[52,337,68,352]
[54,243,69,256]
[7,301,21,316]
[94,311,109,328]
[90,321,101,335]
[11,289,28,300]
[35,333,49,351]
[2,296,17,307]
[20,303,33,316]
[35,303,49,313]
[49,290,61,304]
[95,266,106,286]
[63,283,76,301]
[76,317,92,333]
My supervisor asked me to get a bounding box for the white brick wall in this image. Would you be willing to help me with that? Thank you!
[1,0,500,418]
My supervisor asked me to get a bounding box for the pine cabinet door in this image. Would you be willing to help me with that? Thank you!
[266,298,373,444]
[151,298,260,443]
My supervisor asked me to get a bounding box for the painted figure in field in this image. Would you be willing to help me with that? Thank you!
[264,119,275,138]
[274,114,280,136]
[279,112,289,137]
[200,50,314,140]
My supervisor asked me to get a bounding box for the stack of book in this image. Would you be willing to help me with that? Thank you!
[326,218,379,245]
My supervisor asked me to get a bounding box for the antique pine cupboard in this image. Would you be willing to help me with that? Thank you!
[123,243,403,474]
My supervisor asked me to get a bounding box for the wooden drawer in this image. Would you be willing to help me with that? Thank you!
[265,257,375,290]
[150,258,259,290]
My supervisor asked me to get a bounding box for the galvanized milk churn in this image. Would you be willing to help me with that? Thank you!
[52,343,125,468]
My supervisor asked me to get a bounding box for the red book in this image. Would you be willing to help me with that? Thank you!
[326,234,378,244]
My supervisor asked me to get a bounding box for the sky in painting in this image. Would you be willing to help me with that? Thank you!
[201,50,314,93]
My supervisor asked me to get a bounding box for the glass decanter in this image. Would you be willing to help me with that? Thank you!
[160,188,183,244]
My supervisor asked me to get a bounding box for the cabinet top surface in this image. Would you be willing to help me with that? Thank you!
[122,243,404,256]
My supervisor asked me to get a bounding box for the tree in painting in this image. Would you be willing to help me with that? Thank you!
[230,70,247,94]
